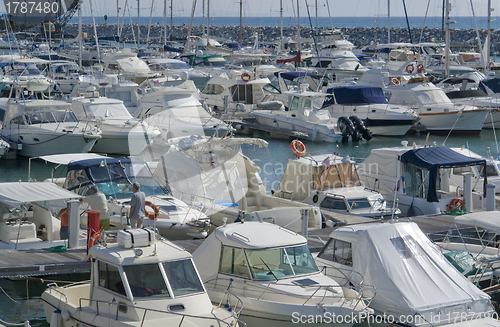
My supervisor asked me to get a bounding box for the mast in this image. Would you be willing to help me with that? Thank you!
[315,0,318,28]
[297,0,300,53]
[239,0,242,44]
[117,0,120,37]
[163,0,167,44]
[202,0,205,37]
[78,0,82,68]
[137,0,140,44]
[280,0,283,51]
[445,0,450,77]
[207,0,210,39]
[487,0,492,68]
[441,0,445,42]
[387,0,390,43]
[183,0,197,55]
[170,0,173,41]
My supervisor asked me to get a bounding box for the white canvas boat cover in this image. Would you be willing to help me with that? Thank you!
[0,182,81,207]
[116,57,151,74]
[350,222,489,312]
[454,211,500,233]
[193,222,305,282]
[37,153,108,165]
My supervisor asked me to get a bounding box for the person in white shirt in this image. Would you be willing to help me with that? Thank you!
[81,185,110,230]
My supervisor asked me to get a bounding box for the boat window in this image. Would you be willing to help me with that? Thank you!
[201,84,224,95]
[262,84,280,94]
[219,246,251,278]
[245,245,318,280]
[478,164,498,177]
[162,259,204,297]
[320,196,348,210]
[122,263,170,299]
[290,96,299,110]
[347,198,373,210]
[369,195,386,209]
[452,166,472,175]
[403,164,439,198]
[318,239,353,266]
[415,90,452,105]
[390,235,422,259]
[301,97,312,109]
[98,261,127,296]
[230,85,254,104]
[11,116,25,124]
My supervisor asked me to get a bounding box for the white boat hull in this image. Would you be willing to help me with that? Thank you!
[415,109,487,134]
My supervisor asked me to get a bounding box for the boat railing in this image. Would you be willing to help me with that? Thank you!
[172,190,215,223]
[320,266,375,308]
[45,283,68,303]
[212,274,367,308]
[74,296,241,327]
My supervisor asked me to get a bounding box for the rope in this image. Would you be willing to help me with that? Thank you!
[0,319,26,326]
[0,285,20,304]
[442,109,463,145]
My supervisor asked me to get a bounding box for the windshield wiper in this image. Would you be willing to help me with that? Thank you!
[260,258,279,282]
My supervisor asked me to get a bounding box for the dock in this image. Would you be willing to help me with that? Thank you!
[0,212,458,278]
[0,248,89,278]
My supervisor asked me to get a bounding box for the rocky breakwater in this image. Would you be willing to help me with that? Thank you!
[64,23,500,51]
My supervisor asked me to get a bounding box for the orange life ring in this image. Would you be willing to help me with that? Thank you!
[405,64,415,74]
[145,201,160,220]
[490,62,495,68]
[417,63,424,74]
[88,232,100,249]
[291,140,306,158]
[390,78,400,85]
[241,72,251,82]
[446,197,464,212]
[263,49,269,54]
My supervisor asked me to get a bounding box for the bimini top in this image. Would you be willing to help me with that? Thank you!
[193,222,306,281]
[479,78,500,95]
[401,146,486,202]
[328,85,388,105]
[330,222,490,312]
[0,182,81,207]
[454,211,500,233]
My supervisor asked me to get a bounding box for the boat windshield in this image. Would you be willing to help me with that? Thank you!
[162,259,205,296]
[122,263,170,299]
[25,111,77,124]
[415,89,452,105]
[161,62,191,70]
[347,198,373,210]
[369,194,386,209]
[245,244,318,280]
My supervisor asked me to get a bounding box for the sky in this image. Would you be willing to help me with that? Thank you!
[0,0,497,19]
[75,0,496,18]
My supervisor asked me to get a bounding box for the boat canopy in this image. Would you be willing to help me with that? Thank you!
[479,78,500,95]
[454,211,500,233]
[329,85,388,105]
[275,71,322,81]
[446,89,487,99]
[330,222,490,312]
[400,147,487,202]
[0,182,81,207]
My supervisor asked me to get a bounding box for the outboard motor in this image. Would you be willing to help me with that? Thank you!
[349,116,373,141]
[337,116,360,142]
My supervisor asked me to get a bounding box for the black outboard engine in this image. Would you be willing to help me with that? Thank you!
[337,116,360,142]
[349,116,373,141]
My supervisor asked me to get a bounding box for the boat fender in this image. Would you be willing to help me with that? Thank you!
[60,310,71,321]
[50,309,61,327]
[145,201,160,220]
[349,116,373,141]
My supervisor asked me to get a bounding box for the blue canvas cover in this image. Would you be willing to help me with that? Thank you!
[400,147,486,202]
[479,78,500,94]
[275,71,321,81]
[331,86,388,105]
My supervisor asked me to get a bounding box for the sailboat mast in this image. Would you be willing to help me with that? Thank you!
[387,0,390,43]
[117,0,120,37]
[137,0,140,44]
[183,0,197,54]
[445,0,450,77]
[297,0,300,52]
[202,0,205,36]
[280,0,283,51]
[163,0,167,44]
[78,0,82,68]
[170,0,173,40]
[239,0,242,44]
[487,0,492,68]
[315,0,318,28]
[207,0,210,39]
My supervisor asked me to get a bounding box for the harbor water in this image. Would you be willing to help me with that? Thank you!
[2,130,500,326]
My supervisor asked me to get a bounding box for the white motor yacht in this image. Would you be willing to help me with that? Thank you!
[153,135,324,233]
[313,221,500,326]
[70,91,160,155]
[358,142,488,216]
[0,95,100,157]
[63,157,211,240]
[273,153,399,219]
[192,221,373,327]
[252,88,362,142]
[41,229,242,327]
[323,85,419,136]
[146,57,211,89]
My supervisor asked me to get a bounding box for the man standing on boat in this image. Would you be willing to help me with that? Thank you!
[81,185,110,230]
[129,182,146,228]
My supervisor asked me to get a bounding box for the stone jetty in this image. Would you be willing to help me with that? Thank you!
[63,23,500,51]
